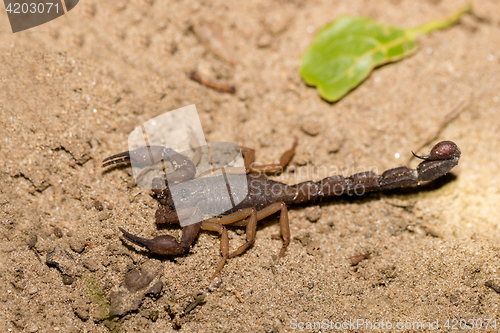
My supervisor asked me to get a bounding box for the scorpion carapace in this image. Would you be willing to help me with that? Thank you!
[103,140,460,279]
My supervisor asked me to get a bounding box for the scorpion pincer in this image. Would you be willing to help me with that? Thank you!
[102,140,460,279]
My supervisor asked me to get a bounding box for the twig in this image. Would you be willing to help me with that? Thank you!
[189,71,236,94]
[183,291,207,314]
[350,252,370,266]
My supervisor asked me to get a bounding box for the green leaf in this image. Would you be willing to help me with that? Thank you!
[300,4,472,102]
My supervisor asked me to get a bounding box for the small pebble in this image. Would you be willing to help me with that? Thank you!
[264,8,291,35]
[46,246,80,276]
[109,290,129,317]
[141,309,159,322]
[257,34,272,48]
[110,260,163,317]
[98,211,111,221]
[103,319,119,331]
[193,19,236,65]
[124,268,153,292]
[170,42,178,55]
[109,290,143,316]
[26,323,38,332]
[69,238,86,253]
[147,281,163,296]
[294,233,312,246]
[149,310,159,322]
[293,152,312,166]
[72,299,89,321]
[305,207,321,222]
[350,252,370,266]
[424,224,443,237]
[27,285,38,294]
[485,280,500,293]
[306,241,321,256]
[26,234,37,248]
[62,274,74,285]
[301,119,321,136]
[103,229,114,239]
[61,135,91,165]
[325,133,344,154]
[93,200,104,211]
[53,227,63,238]
[82,256,100,272]
[34,237,51,253]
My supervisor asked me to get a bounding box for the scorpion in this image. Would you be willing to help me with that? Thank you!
[102,140,460,279]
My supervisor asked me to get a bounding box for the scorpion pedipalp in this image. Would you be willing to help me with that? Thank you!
[102,145,197,186]
[119,223,201,256]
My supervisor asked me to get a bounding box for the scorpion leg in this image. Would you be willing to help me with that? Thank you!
[205,208,259,259]
[254,202,290,260]
[200,221,229,280]
[212,203,290,259]
[200,209,257,277]
[242,139,297,173]
[226,209,258,259]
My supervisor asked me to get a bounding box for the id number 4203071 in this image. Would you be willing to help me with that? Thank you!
[5,2,60,14]
[444,318,496,330]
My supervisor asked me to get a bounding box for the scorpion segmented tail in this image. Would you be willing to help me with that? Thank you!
[289,141,460,204]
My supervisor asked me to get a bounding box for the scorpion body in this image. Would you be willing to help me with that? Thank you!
[103,140,460,278]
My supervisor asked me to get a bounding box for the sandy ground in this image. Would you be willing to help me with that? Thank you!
[1,0,500,332]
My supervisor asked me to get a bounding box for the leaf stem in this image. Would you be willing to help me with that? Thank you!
[408,3,472,37]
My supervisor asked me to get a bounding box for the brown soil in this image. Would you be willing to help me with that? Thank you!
[1,0,500,332]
